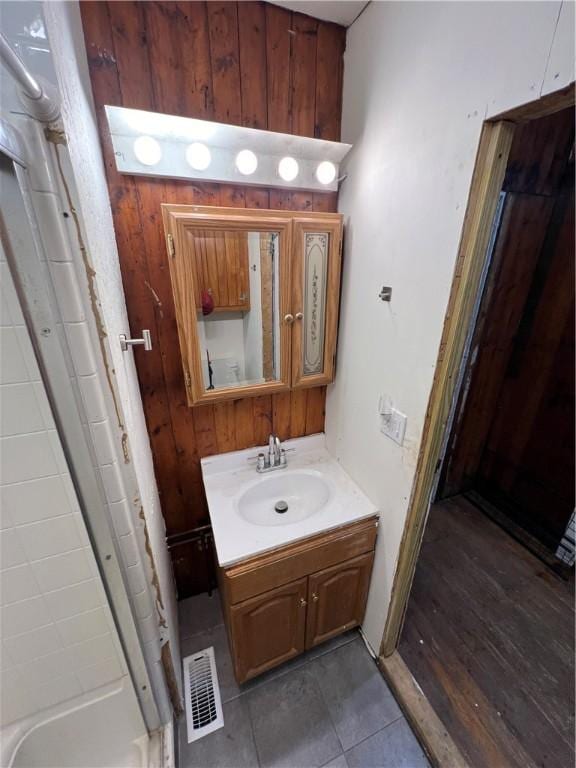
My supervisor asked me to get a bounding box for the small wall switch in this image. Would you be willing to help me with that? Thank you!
[380,406,407,446]
[378,395,393,416]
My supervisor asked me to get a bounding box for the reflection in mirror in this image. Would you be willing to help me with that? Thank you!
[189,230,280,391]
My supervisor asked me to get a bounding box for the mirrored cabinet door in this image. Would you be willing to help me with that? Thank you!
[291,217,343,388]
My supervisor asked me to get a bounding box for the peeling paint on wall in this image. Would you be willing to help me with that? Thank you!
[161,642,183,717]
[138,506,168,628]
[45,126,131,464]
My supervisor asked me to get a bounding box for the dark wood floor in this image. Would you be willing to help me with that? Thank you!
[400,496,575,768]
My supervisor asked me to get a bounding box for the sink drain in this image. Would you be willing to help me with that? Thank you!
[274,500,288,514]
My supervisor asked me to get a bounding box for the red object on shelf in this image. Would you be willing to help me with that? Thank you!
[201,290,214,316]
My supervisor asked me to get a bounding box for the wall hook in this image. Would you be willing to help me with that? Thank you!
[379,286,392,302]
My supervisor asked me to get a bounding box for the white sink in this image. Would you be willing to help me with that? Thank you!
[237,470,331,527]
[200,434,378,566]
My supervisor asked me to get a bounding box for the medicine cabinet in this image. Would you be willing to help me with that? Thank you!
[161,205,343,406]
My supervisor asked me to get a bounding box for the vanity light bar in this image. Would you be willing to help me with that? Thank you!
[105,106,352,193]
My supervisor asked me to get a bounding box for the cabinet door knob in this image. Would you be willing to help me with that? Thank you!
[299,597,307,607]
[295,312,304,320]
[284,313,294,324]
[312,592,319,602]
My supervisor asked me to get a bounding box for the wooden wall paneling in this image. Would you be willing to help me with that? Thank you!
[442,107,575,502]
[239,2,269,210]
[212,402,236,453]
[80,2,190,533]
[137,179,208,531]
[80,0,346,597]
[482,192,574,483]
[206,1,242,125]
[477,189,575,542]
[266,4,292,212]
[291,13,318,137]
[265,4,291,133]
[442,194,555,497]
[313,22,345,211]
[253,395,273,444]
[273,392,292,441]
[175,2,215,118]
[110,4,207,534]
[314,22,345,141]
[503,108,574,196]
[289,390,308,437]
[238,2,268,130]
[234,398,257,449]
[503,313,574,534]
[305,387,326,435]
[206,1,245,211]
[144,2,183,115]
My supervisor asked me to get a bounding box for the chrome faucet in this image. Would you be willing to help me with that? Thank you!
[255,434,288,473]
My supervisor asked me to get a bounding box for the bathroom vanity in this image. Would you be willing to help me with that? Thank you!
[201,435,379,684]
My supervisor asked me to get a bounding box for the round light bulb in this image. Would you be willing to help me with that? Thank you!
[133,136,162,166]
[186,142,211,171]
[236,149,258,176]
[278,156,299,182]
[316,160,337,185]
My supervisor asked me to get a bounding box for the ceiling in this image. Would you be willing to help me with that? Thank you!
[269,1,369,27]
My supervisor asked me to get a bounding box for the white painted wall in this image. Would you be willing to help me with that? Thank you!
[198,313,247,386]
[326,0,575,652]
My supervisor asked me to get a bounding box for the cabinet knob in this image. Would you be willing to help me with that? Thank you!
[284,313,294,324]
[312,592,319,602]
[295,312,304,320]
[299,597,307,607]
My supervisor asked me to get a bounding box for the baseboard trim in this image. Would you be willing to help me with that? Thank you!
[378,651,471,768]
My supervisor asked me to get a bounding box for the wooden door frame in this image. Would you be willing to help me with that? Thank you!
[380,83,575,658]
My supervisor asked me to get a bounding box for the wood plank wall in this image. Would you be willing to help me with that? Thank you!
[440,108,574,548]
[79,1,346,597]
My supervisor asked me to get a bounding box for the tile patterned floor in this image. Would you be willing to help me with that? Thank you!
[177,592,429,768]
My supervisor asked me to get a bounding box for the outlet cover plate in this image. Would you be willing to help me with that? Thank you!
[381,407,407,446]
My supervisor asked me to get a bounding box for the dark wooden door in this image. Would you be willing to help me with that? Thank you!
[230,578,307,683]
[440,107,575,553]
[476,187,574,548]
[305,553,373,649]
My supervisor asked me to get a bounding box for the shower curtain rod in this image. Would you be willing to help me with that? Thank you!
[0,31,59,121]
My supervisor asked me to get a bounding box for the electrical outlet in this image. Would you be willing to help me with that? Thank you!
[380,406,407,446]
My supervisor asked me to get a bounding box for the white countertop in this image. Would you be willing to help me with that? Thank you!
[201,433,379,567]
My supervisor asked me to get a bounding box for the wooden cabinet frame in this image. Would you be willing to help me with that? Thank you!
[161,205,343,406]
[291,217,343,388]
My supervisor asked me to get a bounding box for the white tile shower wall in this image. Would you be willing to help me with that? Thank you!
[7,54,175,725]
[11,114,167,711]
[44,0,181,717]
[0,251,126,727]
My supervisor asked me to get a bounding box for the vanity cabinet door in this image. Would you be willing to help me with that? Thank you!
[230,577,307,683]
[305,552,373,649]
[291,216,343,388]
